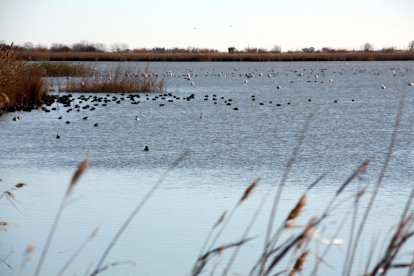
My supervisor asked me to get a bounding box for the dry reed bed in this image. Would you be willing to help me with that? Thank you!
[0,48,46,113]
[65,67,165,93]
[0,47,165,113]
[16,50,414,62]
[36,62,96,77]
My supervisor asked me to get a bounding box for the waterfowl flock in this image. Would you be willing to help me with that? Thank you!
[6,65,413,144]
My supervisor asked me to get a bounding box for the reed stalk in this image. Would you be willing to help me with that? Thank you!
[345,89,407,276]
[57,226,99,276]
[34,157,89,276]
[261,111,316,274]
[91,151,189,276]
[192,178,260,275]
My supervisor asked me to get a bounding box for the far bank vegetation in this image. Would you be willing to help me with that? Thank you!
[6,40,414,62]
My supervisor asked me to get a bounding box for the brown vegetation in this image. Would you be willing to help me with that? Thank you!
[0,46,46,113]
[15,49,414,62]
[65,67,165,93]
[36,62,96,77]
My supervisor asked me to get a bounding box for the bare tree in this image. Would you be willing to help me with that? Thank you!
[302,47,315,53]
[271,45,282,53]
[408,41,414,52]
[362,42,374,52]
[110,43,129,52]
[94,43,107,52]
[23,42,34,50]
[50,43,71,52]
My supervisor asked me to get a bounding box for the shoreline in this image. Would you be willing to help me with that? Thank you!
[16,50,414,62]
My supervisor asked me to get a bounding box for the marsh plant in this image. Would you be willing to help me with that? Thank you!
[65,66,165,93]
[0,45,46,113]
[36,62,96,77]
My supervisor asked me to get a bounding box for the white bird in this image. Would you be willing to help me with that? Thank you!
[135,116,140,121]
[381,85,386,89]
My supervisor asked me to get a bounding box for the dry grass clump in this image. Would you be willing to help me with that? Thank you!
[36,62,96,77]
[0,45,46,113]
[65,67,165,93]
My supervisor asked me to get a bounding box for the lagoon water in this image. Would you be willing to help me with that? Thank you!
[1,61,414,275]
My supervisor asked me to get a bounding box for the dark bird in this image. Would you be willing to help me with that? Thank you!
[144,145,149,151]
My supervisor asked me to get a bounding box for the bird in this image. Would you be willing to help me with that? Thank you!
[381,85,386,89]
[83,116,88,120]
[56,134,60,139]
[144,145,149,151]
[94,123,99,127]
[135,116,140,121]
[200,113,204,119]
[12,116,20,121]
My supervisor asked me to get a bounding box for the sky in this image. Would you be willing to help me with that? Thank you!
[0,0,413,52]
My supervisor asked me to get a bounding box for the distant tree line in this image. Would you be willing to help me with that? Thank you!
[1,40,414,53]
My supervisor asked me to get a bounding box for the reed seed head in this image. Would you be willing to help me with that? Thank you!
[213,211,227,229]
[0,221,9,231]
[285,194,307,228]
[24,244,36,256]
[297,217,317,249]
[15,183,27,188]
[240,177,261,203]
[67,157,90,197]
[5,191,15,200]
[90,226,100,239]
[357,158,372,175]
[289,250,309,276]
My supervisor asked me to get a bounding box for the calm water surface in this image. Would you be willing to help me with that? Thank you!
[1,61,413,275]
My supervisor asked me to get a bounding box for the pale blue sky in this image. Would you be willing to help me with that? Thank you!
[0,0,413,51]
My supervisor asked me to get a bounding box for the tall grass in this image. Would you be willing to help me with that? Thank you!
[65,67,165,93]
[0,46,46,113]
[36,62,96,77]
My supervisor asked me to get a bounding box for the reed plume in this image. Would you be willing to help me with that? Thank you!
[34,157,89,276]
[345,88,407,276]
[289,250,309,276]
[240,177,261,203]
[285,194,307,228]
